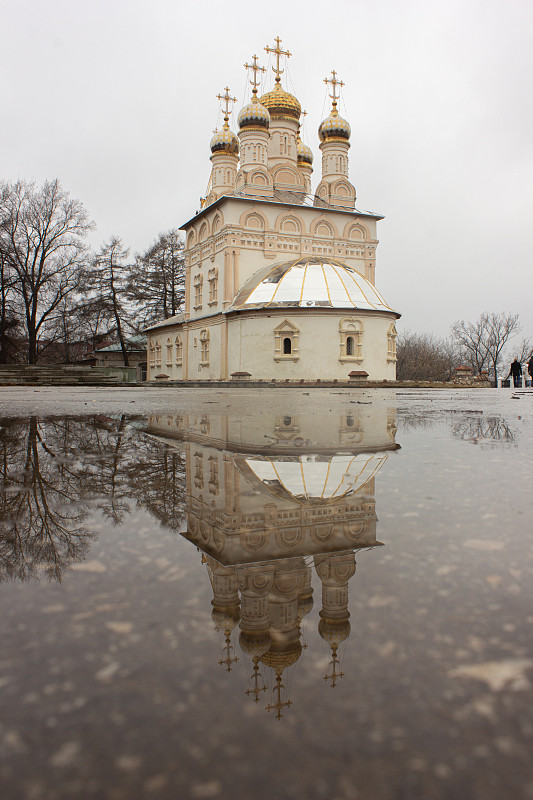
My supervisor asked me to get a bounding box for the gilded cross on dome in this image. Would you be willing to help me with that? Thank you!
[244,54,266,98]
[324,69,345,107]
[265,36,292,84]
[216,86,237,122]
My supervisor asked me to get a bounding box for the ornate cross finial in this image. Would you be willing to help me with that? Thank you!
[323,644,344,688]
[218,631,238,672]
[266,672,292,720]
[245,658,267,703]
[216,87,237,123]
[265,36,292,84]
[244,54,266,98]
[324,70,345,107]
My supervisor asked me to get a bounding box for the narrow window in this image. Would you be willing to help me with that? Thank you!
[283,337,292,355]
[346,336,354,356]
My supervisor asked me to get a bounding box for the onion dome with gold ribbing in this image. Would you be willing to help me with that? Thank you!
[210,122,239,154]
[319,103,351,142]
[238,99,270,129]
[297,138,313,165]
[261,640,302,670]
[258,83,301,121]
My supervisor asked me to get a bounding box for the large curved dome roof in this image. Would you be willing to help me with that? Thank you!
[243,453,389,505]
[227,257,397,313]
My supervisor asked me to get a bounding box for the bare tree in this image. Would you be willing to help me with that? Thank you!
[128,230,185,329]
[0,179,93,363]
[84,237,132,366]
[396,331,456,381]
[451,316,490,376]
[452,312,521,384]
[484,312,521,384]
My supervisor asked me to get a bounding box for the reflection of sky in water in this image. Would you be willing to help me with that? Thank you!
[0,395,532,800]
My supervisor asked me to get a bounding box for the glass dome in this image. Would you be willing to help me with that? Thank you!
[227,256,396,313]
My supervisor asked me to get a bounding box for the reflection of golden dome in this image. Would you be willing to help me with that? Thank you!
[318,617,351,645]
[297,139,313,165]
[239,630,271,657]
[261,641,302,670]
[238,100,270,129]
[319,104,351,142]
[211,604,240,631]
[259,84,301,121]
[210,123,239,154]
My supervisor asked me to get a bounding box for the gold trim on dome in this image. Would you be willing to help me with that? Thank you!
[259,84,301,120]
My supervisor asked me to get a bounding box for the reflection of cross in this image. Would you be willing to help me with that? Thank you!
[216,87,237,121]
[245,658,267,702]
[265,36,292,84]
[324,70,344,104]
[218,631,238,672]
[266,673,292,720]
[244,54,266,97]
[323,644,344,688]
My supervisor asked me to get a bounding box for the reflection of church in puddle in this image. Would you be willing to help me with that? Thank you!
[148,409,398,718]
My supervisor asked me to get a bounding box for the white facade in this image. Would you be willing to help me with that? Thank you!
[146,42,400,382]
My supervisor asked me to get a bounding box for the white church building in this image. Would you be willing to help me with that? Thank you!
[146,38,400,383]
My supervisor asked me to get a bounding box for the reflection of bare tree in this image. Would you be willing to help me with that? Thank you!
[0,416,187,582]
[0,417,94,581]
[451,416,516,446]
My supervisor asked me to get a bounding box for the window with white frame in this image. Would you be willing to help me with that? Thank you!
[193,274,203,309]
[155,340,162,367]
[208,267,218,304]
[387,323,397,362]
[166,337,173,366]
[273,320,300,361]
[339,318,363,362]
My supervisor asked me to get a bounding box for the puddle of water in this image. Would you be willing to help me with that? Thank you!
[0,396,532,800]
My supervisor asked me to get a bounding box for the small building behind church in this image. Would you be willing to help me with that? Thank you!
[146,39,400,382]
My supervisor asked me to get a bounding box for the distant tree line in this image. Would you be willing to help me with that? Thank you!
[0,179,185,365]
[397,312,531,384]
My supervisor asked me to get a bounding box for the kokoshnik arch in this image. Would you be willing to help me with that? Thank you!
[146,37,400,382]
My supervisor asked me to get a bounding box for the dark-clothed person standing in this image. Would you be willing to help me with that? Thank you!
[509,358,522,388]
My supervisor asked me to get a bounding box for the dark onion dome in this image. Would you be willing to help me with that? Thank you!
[319,103,351,142]
[297,138,313,165]
[258,83,301,121]
[210,121,239,154]
[238,99,270,129]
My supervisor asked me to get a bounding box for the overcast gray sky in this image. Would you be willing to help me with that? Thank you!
[3,0,532,341]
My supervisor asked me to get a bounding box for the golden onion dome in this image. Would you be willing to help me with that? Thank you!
[297,139,313,165]
[319,103,351,142]
[239,630,271,657]
[318,617,351,646]
[258,83,301,121]
[260,641,302,670]
[210,121,239,155]
[238,99,270,130]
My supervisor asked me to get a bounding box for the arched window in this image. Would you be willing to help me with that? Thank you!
[166,337,173,366]
[339,319,363,362]
[273,320,300,362]
[155,340,161,367]
[149,343,155,368]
